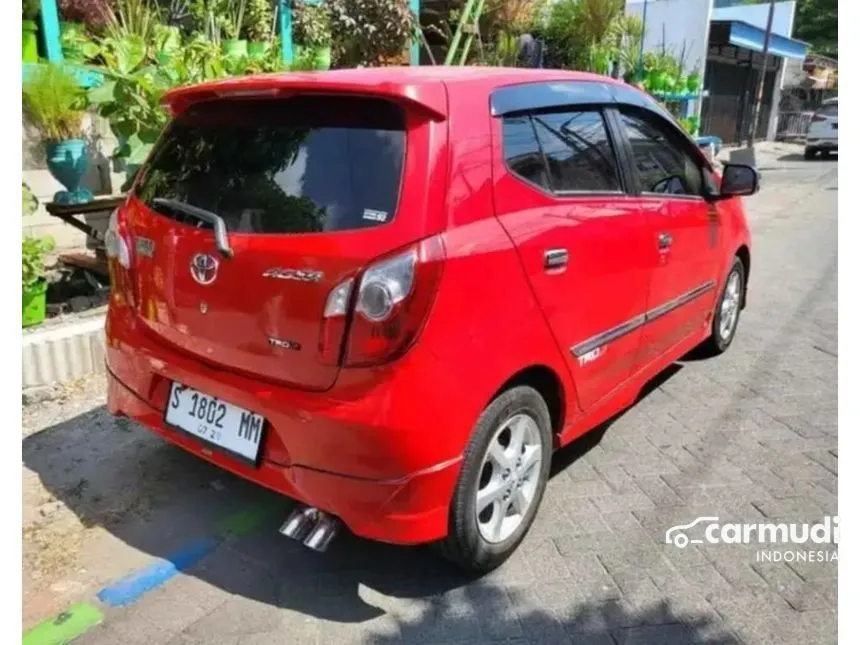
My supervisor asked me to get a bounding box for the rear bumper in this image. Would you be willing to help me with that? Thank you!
[105,305,462,545]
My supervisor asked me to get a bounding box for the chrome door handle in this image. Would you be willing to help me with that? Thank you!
[544,248,569,270]
[657,232,673,249]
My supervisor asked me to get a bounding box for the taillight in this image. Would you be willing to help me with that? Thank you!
[105,207,135,307]
[319,236,445,367]
[105,208,131,268]
[319,278,354,364]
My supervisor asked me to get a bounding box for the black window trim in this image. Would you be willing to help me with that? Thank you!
[607,105,709,203]
[501,105,629,199]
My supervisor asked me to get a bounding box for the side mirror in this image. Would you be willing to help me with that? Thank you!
[719,163,759,198]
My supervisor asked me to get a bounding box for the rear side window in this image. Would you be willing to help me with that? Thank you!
[502,117,550,190]
[136,96,406,234]
[502,109,622,194]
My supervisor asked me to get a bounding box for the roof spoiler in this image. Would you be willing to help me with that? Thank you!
[162,74,448,121]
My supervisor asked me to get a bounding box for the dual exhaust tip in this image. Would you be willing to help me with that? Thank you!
[279,506,340,552]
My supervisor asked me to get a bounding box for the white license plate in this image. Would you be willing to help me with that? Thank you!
[165,382,265,464]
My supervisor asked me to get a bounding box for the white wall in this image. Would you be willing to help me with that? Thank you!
[711,1,797,38]
[625,0,713,78]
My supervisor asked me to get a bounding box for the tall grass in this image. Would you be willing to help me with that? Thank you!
[23,64,87,142]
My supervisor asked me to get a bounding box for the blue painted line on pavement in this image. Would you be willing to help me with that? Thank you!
[96,536,218,607]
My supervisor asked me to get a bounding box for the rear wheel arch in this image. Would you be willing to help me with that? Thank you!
[488,365,566,439]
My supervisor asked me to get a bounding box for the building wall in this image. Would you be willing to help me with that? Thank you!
[625,0,713,78]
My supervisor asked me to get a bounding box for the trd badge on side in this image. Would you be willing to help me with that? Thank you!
[262,268,324,283]
[268,337,301,351]
[577,346,605,367]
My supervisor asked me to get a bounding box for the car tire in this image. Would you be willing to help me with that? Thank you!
[699,257,745,357]
[435,385,552,573]
[804,147,817,160]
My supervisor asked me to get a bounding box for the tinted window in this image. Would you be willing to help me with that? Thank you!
[136,96,406,234]
[531,111,621,193]
[618,112,702,197]
[818,103,838,117]
[502,116,550,189]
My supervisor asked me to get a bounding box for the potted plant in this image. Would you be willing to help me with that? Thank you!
[23,0,41,62]
[23,64,93,205]
[221,0,248,58]
[22,184,56,328]
[245,0,274,60]
[293,1,331,70]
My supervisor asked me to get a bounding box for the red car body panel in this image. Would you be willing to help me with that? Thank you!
[106,67,751,546]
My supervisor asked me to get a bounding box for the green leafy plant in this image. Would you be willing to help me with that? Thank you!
[89,30,238,164]
[245,0,274,42]
[23,237,56,291]
[23,183,38,218]
[21,185,55,291]
[293,1,331,48]
[328,0,416,67]
[543,0,629,73]
[60,21,102,62]
[23,64,88,142]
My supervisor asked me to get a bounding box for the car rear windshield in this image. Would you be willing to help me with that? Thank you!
[135,96,406,234]
[818,103,838,117]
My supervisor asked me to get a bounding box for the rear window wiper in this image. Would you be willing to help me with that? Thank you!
[152,198,233,258]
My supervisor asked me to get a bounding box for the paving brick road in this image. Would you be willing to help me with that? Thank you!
[23,144,837,644]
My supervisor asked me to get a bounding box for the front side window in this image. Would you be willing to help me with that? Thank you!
[618,111,703,197]
[136,96,406,234]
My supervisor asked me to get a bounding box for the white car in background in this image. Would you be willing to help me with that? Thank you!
[805,98,838,159]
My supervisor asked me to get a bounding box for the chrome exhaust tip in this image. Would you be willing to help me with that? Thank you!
[303,513,340,552]
[279,506,318,542]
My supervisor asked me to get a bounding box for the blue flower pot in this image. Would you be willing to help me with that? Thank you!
[45,139,93,204]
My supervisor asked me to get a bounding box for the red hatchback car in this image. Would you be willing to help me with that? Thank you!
[105,67,755,571]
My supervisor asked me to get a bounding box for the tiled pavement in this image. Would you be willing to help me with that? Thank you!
[27,148,838,644]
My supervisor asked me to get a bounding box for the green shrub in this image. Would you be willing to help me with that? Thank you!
[245,0,275,42]
[293,1,331,48]
[328,0,416,67]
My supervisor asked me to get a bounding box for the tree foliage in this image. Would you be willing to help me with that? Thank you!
[794,0,837,57]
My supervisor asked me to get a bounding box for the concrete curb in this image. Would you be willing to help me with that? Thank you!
[22,315,106,389]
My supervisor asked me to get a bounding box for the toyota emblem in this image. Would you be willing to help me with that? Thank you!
[190,253,219,285]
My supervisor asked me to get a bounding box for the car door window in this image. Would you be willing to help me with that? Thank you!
[617,111,703,198]
[502,109,622,194]
[531,110,622,193]
[502,116,551,190]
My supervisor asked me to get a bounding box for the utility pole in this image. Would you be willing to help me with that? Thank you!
[746,0,776,148]
[637,0,650,81]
